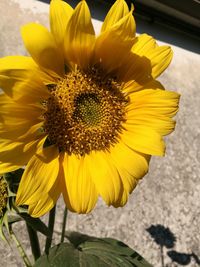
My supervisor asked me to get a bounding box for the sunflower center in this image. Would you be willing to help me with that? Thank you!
[74,93,102,126]
[43,67,128,156]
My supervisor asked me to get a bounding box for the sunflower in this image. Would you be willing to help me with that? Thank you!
[0,0,179,217]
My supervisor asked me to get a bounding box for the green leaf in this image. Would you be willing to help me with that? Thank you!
[20,213,51,237]
[34,232,152,267]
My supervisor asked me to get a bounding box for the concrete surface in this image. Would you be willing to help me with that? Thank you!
[0,0,200,266]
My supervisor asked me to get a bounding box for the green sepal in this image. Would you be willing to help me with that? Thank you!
[34,232,152,267]
[0,212,23,242]
[0,212,9,242]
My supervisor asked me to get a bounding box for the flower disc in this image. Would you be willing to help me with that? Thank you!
[44,67,128,155]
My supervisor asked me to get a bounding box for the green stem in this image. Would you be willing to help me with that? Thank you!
[60,208,68,243]
[26,223,41,261]
[9,226,32,267]
[45,205,56,255]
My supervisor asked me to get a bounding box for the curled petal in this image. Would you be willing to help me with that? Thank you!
[101,0,129,32]
[131,34,173,78]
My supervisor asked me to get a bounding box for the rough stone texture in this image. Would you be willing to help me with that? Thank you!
[0,0,200,266]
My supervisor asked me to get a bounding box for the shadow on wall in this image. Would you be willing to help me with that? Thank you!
[146,224,200,266]
[38,0,200,54]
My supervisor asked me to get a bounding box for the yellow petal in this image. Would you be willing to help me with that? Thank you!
[64,1,95,68]
[121,125,165,156]
[21,23,64,77]
[149,46,173,79]
[0,116,44,143]
[131,34,173,78]
[0,94,43,139]
[111,142,149,183]
[16,146,59,206]
[0,55,35,71]
[0,56,56,85]
[28,178,61,217]
[0,121,39,140]
[111,144,149,208]
[131,34,157,54]
[0,137,46,174]
[0,97,44,122]
[50,0,73,49]
[0,119,43,141]
[128,88,180,118]
[109,142,150,207]
[126,87,180,136]
[87,151,123,206]
[17,122,44,142]
[118,51,151,90]
[0,95,45,141]
[112,189,129,208]
[127,109,176,136]
[122,77,164,96]
[101,0,129,32]
[62,153,98,213]
[0,56,50,103]
[95,10,135,72]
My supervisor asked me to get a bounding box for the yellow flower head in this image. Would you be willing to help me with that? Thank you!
[0,0,179,217]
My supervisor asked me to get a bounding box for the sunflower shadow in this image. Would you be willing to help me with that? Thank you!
[146,224,200,266]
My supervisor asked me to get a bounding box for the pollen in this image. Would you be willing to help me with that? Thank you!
[43,67,128,156]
